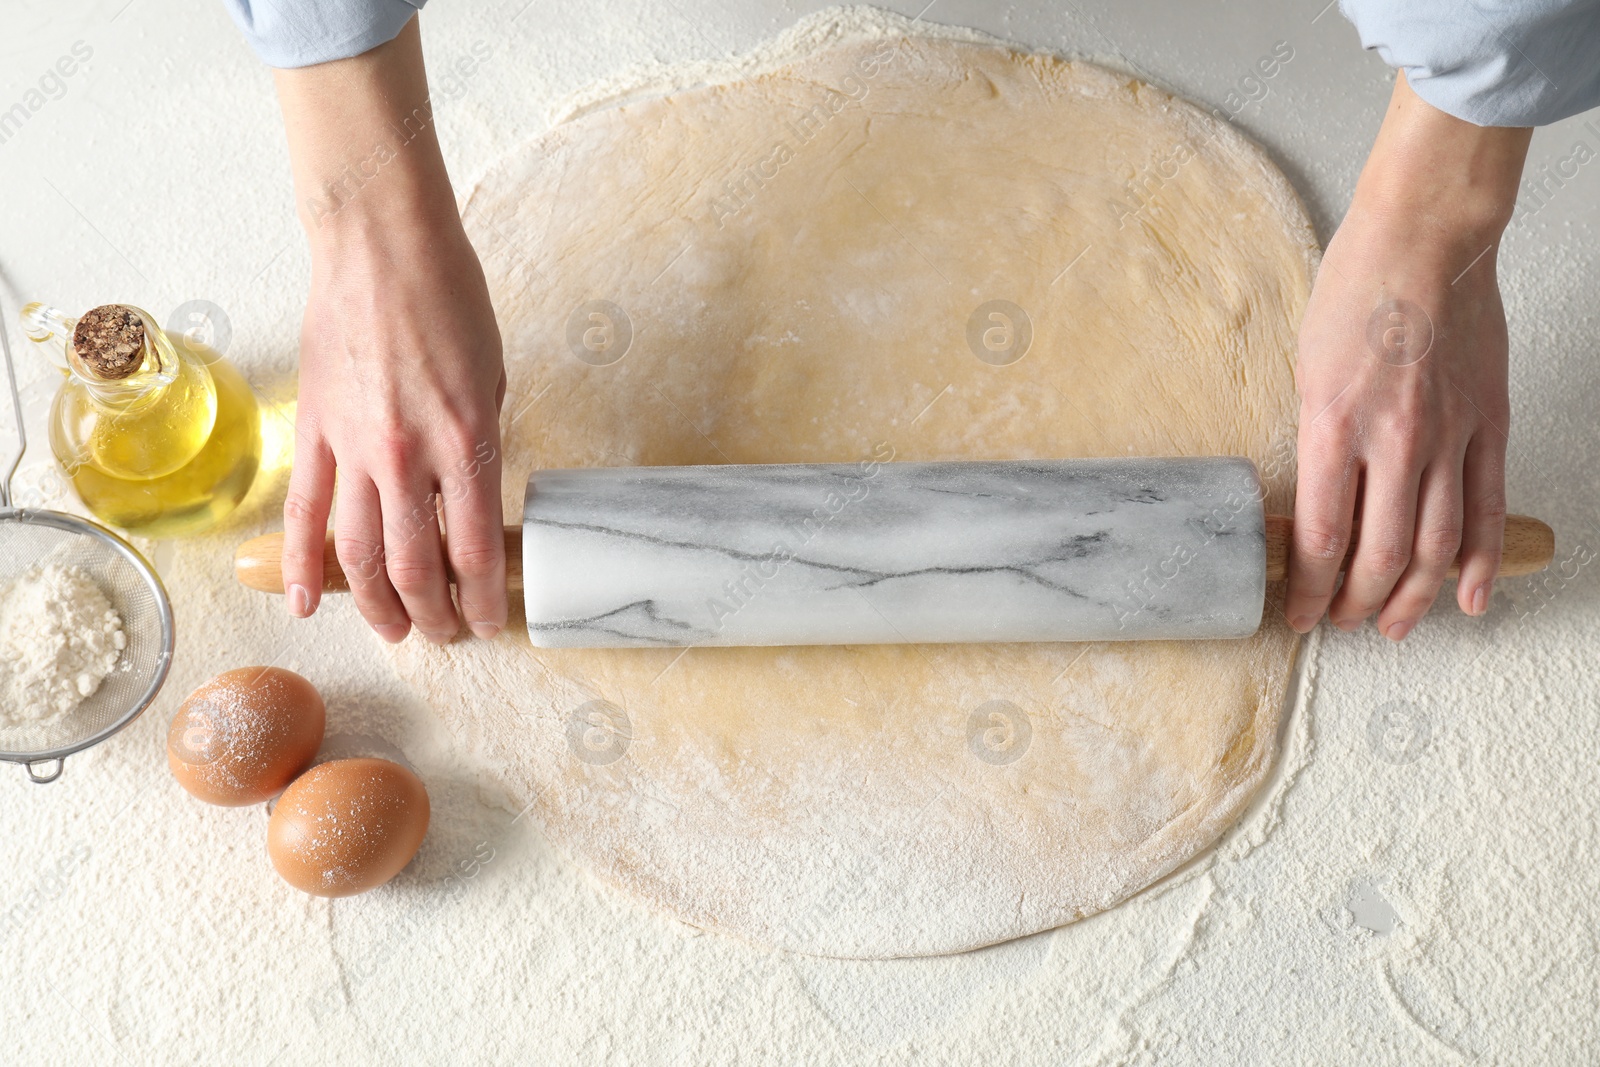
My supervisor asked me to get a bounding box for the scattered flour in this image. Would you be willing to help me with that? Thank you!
[0,563,125,725]
[550,4,997,123]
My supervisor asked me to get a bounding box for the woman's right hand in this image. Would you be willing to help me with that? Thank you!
[285,213,507,644]
[272,17,508,644]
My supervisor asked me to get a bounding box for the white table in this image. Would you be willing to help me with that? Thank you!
[3,1,1596,1062]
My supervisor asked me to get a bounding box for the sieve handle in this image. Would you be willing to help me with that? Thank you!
[25,758,64,784]
[0,299,26,509]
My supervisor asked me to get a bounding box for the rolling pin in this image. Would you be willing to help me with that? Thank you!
[235,457,1554,648]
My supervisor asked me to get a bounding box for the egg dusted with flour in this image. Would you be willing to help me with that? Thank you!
[167,667,325,806]
[267,758,430,897]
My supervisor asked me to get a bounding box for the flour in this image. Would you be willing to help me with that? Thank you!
[549,6,997,123]
[0,563,125,725]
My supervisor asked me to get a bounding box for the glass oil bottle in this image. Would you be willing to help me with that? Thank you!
[20,302,261,538]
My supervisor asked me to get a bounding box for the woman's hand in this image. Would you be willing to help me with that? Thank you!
[273,17,508,644]
[1286,73,1531,640]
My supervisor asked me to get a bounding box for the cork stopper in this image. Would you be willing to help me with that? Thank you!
[71,305,146,380]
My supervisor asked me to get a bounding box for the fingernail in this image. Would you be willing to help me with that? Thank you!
[1290,614,1317,633]
[374,623,410,643]
[1384,620,1413,641]
[1334,617,1361,632]
[424,630,457,646]
[1471,584,1490,616]
[286,584,311,618]
[469,621,502,640]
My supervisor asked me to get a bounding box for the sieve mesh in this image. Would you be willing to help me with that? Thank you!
[0,511,173,765]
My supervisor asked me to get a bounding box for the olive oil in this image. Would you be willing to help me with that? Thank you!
[22,303,262,538]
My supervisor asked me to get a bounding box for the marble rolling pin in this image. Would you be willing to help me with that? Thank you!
[234,457,1555,648]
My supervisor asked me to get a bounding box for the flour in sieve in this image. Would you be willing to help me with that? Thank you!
[0,563,126,724]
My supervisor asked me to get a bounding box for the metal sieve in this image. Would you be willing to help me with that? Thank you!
[0,302,174,783]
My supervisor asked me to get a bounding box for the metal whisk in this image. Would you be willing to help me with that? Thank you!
[0,301,174,783]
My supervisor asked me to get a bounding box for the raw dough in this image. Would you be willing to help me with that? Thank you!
[392,29,1315,957]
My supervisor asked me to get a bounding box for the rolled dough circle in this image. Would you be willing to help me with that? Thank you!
[393,34,1315,957]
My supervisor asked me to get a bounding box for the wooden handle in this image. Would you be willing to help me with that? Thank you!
[1264,513,1553,582]
[234,527,526,594]
[235,515,1554,594]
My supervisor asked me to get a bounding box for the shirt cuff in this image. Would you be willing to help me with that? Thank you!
[1341,0,1600,127]
[223,0,426,69]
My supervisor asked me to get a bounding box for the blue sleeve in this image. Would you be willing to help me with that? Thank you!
[222,0,427,69]
[1341,0,1600,127]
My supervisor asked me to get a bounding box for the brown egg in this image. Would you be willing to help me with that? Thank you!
[267,758,430,898]
[167,667,326,806]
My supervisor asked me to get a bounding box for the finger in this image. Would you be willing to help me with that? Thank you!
[281,416,335,618]
[440,440,507,640]
[380,479,461,645]
[1456,430,1508,616]
[1329,463,1421,631]
[333,473,412,643]
[1284,422,1359,632]
[1376,459,1464,640]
